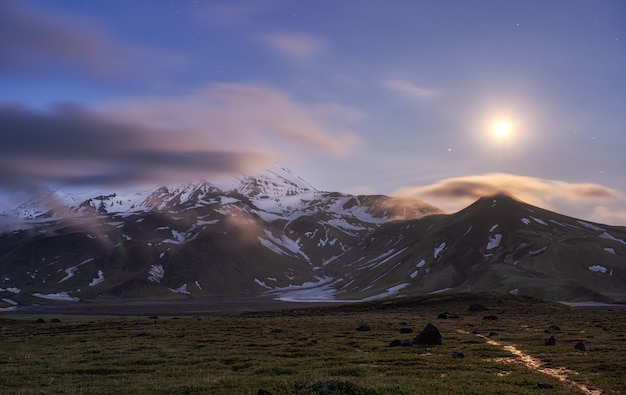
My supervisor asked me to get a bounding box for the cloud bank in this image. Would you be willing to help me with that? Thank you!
[395,173,625,225]
[0,83,360,196]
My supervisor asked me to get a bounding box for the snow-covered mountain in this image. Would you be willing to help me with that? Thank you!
[0,169,625,310]
[0,167,442,309]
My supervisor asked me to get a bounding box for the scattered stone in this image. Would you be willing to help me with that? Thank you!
[50,318,61,323]
[447,313,460,319]
[132,332,150,338]
[148,316,158,320]
[401,341,413,347]
[34,318,45,324]
[574,341,586,351]
[537,382,554,389]
[413,323,442,345]
[483,315,498,321]
[549,324,561,331]
[469,303,488,312]
[356,324,371,332]
[269,328,283,334]
[452,351,465,358]
[400,327,413,334]
[399,321,408,326]
[438,313,448,319]
[257,389,272,395]
[544,335,556,346]
[488,332,498,337]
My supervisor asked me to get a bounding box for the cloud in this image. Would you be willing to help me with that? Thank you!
[0,1,185,78]
[0,83,360,194]
[102,83,360,156]
[394,173,626,225]
[257,32,327,62]
[382,79,438,100]
[0,103,265,191]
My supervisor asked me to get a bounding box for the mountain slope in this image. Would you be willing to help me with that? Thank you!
[327,193,626,303]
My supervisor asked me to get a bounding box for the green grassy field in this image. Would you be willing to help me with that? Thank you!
[1,293,625,394]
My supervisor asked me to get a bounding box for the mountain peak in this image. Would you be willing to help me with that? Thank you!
[229,166,317,197]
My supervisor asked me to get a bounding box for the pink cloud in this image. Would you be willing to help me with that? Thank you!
[102,83,361,157]
[394,173,626,225]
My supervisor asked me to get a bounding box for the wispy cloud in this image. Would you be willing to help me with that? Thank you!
[0,2,185,79]
[257,32,327,62]
[382,79,438,100]
[394,173,626,225]
[103,83,360,156]
[0,83,360,193]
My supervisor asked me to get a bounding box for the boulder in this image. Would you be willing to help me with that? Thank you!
[413,323,442,345]
[574,341,586,351]
[400,327,413,334]
[356,324,371,332]
[544,335,556,346]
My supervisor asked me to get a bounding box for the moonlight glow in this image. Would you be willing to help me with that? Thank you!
[492,120,512,140]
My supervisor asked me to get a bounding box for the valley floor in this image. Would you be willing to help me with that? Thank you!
[1,293,625,394]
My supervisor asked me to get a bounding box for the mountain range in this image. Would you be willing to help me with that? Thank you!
[1,167,625,311]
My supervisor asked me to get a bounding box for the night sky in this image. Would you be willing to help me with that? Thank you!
[1,0,625,224]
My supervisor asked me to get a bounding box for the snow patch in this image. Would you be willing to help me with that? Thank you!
[604,247,616,255]
[89,270,105,286]
[410,270,419,278]
[168,284,191,294]
[416,259,426,268]
[577,220,604,231]
[163,230,189,244]
[531,216,548,226]
[490,224,499,232]
[0,287,21,294]
[509,288,519,295]
[362,283,410,301]
[148,264,164,283]
[429,287,452,294]
[588,265,608,274]
[254,278,272,289]
[33,292,79,302]
[486,234,502,250]
[599,231,626,245]
[521,218,531,225]
[1,298,18,305]
[434,242,446,259]
[529,246,548,255]
[274,277,338,302]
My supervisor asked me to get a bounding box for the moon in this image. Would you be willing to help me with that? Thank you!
[492,120,512,140]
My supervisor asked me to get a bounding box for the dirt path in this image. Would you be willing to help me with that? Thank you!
[458,330,602,395]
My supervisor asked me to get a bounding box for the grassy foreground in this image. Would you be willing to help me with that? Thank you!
[1,293,625,394]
